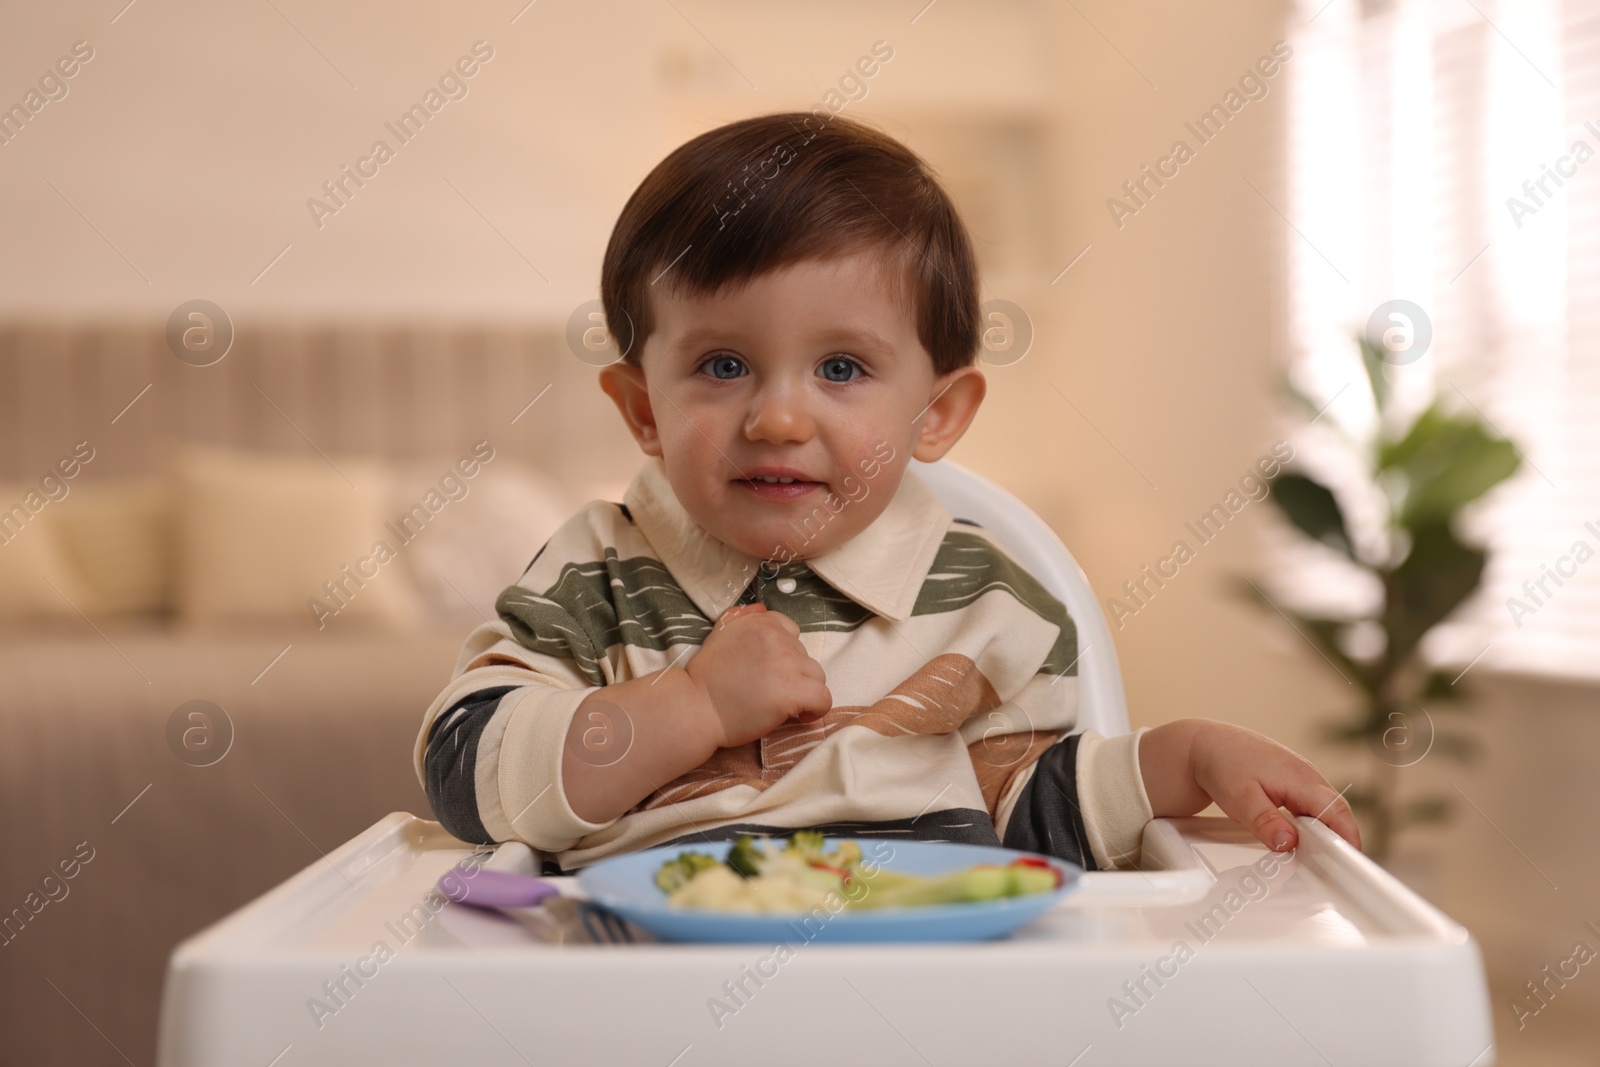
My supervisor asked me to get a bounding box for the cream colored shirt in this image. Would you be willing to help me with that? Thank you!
[415,454,1153,872]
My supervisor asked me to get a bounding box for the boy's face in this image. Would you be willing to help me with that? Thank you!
[599,250,985,563]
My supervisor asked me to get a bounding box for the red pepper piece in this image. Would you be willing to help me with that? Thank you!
[807,860,852,886]
[1009,855,1063,888]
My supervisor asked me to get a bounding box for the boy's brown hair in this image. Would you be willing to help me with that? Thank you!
[600,111,980,377]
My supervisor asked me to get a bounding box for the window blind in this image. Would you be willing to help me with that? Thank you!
[1282,0,1600,681]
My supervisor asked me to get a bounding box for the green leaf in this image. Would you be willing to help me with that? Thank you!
[1299,616,1379,692]
[1379,403,1522,526]
[1378,403,1451,469]
[1279,373,1326,424]
[1233,578,1379,693]
[1358,336,1391,412]
[1270,473,1355,557]
[1420,669,1471,703]
[1403,438,1520,527]
[1384,522,1487,668]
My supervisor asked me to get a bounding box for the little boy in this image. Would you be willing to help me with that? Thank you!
[413,112,1360,874]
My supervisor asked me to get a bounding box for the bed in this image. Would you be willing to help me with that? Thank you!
[0,319,634,1066]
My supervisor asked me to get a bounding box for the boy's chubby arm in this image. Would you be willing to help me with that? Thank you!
[1137,719,1362,853]
[419,600,828,849]
[561,602,830,823]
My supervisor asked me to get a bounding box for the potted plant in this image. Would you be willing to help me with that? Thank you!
[1250,334,1522,862]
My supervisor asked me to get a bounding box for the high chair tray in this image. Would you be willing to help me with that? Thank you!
[157,813,1494,1066]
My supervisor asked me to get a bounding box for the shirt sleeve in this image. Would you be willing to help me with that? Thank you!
[959,527,1155,871]
[415,619,619,852]
[999,726,1153,870]
[413,509,626,854]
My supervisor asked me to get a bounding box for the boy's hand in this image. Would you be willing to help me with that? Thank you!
[685,603,832,749]
[1138,719,1362,853]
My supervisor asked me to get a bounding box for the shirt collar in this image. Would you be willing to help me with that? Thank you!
[622,454,952,624]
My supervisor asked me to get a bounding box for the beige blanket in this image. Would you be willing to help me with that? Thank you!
[0,623,464,1066]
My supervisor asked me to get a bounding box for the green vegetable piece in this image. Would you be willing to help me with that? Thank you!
[725,835,766,879]
[851,864,1042,911]
[654,851,720,894]
[1007,864,1059,896]
[783,830,827,860]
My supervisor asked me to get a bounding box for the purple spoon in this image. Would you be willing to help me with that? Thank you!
[437,867,563,909]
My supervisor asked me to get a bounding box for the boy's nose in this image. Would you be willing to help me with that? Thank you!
[744,386,814,443]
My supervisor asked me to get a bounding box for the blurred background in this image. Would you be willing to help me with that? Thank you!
[2,0,1596,1063]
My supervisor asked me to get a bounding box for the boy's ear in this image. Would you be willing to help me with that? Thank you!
[912,365,986,462]
[598,362,663,457]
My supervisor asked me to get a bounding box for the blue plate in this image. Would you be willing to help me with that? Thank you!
[575,837,1081,943]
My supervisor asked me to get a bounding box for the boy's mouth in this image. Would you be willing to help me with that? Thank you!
[735,469,824,501]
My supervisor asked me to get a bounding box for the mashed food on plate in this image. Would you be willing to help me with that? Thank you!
[654,831,1060,914]
[666,864,837,913]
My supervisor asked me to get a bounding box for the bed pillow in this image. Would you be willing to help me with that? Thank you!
[174,448,422,631]
[49,477,175,616]
[393,460,575,625]
[0,486,95,622]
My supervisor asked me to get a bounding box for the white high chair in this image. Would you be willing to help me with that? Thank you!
[157,460,1497,1067]
[909,456,1129,738]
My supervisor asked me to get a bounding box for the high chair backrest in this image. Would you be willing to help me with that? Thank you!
[909,457,1131,738]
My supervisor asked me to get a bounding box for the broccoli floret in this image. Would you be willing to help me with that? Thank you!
[783,830,827,860]
[725,835,767,878]
[654,851,720,893]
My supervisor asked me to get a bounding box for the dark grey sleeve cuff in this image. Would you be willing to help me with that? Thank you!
[1000,732,1099,871]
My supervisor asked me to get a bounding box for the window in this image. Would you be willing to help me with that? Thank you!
[1283,0,1600,679]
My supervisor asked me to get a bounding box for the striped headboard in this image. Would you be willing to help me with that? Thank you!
[0,321,640,495]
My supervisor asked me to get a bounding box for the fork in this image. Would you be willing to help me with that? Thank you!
[436,867,637,944]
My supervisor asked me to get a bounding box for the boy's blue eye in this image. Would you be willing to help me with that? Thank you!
[818,356,861,383]
[703,354,745,380]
